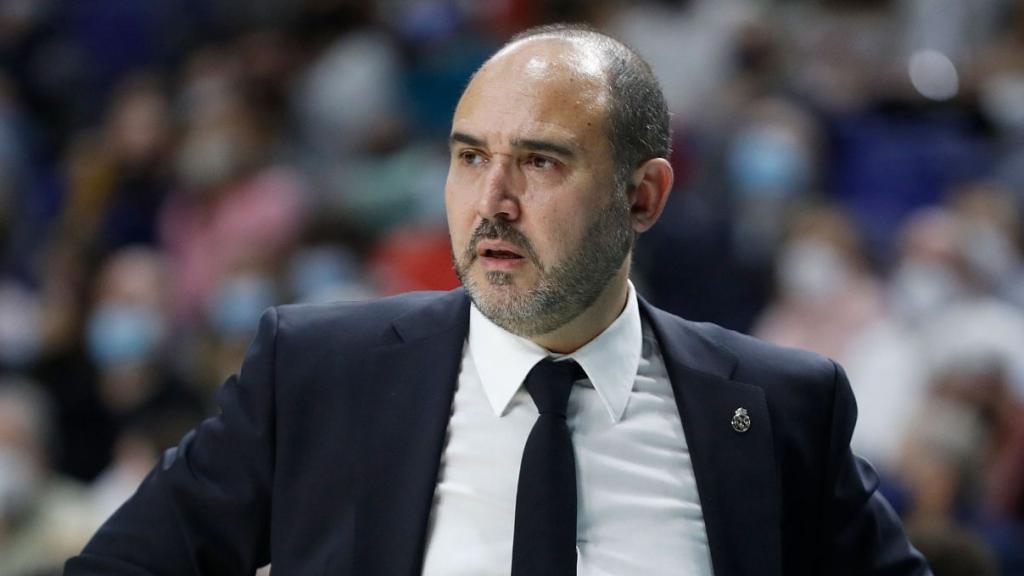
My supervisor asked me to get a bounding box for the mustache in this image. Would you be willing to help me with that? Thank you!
[466,219,541,266]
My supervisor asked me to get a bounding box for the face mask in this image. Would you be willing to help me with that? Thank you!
[86,304,165,368]
[0,447,39,524]
[176,130,245,192]
[962,222,1017,286]
[777,240,849,302]
[729,125,811,201]
[288,247,364,303]
[0,284,42,368]
[208,275,277,338]
[891,261,962,320]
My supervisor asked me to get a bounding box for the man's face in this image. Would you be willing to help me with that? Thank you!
[445,39,634,337]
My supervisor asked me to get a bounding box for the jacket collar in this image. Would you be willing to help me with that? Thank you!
[351,289,780,576]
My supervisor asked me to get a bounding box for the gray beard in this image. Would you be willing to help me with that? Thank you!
[454,195,633,338]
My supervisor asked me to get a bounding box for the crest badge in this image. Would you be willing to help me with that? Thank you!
[731,407,751,433]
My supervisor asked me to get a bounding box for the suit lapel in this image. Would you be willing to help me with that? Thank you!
[351,290,470,576]
[346,291,780,576]
[641,299,782,576]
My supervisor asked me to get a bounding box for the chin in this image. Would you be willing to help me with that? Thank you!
[472,277,522,305]
[482,270,517,287]
[466,269,522,302]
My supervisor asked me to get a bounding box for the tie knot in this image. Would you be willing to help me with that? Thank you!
[524,358,584,418]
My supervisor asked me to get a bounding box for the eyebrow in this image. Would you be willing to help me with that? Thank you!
[449,132,485,148]
[449,131,577,159]
[511,138,576,159]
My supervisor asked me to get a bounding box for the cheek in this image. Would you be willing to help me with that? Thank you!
[527,190,604,257]
[444,169,480,214]
[526,211,578,263]
[444,181,477,248]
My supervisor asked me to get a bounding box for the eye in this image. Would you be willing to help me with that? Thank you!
[526,155,557,170]
[458,150,486,166]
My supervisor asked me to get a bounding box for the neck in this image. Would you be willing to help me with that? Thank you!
[529,264,630,354]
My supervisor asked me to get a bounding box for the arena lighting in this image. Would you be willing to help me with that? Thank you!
[908,49,959,101]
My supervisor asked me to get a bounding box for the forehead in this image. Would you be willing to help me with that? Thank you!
[452,38,611,148]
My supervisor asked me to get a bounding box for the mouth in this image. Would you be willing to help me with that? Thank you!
[482,248,523,260]
[474,241,528,270]
[476,240,525,258]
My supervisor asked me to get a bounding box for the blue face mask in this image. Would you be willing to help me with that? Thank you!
[728,126,811,201]
[288,247,361,303]
[208,275,277,338]
[86,304,165,368]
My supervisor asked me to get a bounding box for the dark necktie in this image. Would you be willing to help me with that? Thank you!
[511,357,585,576]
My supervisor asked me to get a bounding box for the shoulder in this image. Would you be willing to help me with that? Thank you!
[701,321,838,387]
[644,301,838,387]
[275,290,454,330]
[268,289,468,356]
[645,302,843,420]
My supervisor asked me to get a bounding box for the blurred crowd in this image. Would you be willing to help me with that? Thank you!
[1,0,1023,574]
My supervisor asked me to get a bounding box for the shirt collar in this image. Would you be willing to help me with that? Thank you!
[469,281,643,423]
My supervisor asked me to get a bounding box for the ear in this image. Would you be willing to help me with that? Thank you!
[628,157,673,233]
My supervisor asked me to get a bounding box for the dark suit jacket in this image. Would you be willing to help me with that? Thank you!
[66,289,932,576]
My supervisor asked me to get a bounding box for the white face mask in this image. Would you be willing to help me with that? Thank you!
[777,240,850,302]
[0,447,39,524]
[891,261,963,320]
[963,222,1018,287]
[176,129,246,192]
[0,283,43,368]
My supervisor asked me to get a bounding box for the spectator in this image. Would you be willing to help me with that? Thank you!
[81,247,203,472]
[754,205,927,471]
[0,380,92,576]
[160,56,307,327]
[57,73,174,263]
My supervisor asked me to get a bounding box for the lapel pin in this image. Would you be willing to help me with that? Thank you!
[731,407,751,433]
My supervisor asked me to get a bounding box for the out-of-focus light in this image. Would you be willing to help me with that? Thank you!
[908,50,959,101]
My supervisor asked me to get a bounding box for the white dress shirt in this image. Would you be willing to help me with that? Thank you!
[421,283,714,576]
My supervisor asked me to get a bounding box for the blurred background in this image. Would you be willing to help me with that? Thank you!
[0,0,1022,574]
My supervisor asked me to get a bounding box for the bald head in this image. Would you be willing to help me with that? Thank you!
[473,34,610,115]
[473,24,671,188]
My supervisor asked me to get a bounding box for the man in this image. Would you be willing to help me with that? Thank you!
[66,24,932,576]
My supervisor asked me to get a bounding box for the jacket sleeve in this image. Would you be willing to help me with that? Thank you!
[821,360,933,576]
[65,308,280,576]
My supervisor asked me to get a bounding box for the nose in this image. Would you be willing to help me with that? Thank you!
[478,156,520,222]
